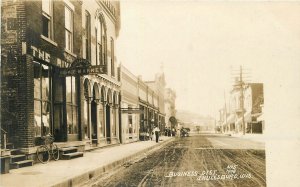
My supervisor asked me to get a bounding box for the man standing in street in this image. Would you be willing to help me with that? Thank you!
[153,126,160,143]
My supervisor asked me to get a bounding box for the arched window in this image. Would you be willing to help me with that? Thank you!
[110,37,115,76]
[84,11,91,61]
[96,15,107,66]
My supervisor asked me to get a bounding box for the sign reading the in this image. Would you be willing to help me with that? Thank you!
[31,46,51,63]
[22,43,107,76]
[22,43,72,68]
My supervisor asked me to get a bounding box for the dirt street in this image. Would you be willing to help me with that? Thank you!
[82,134,266,187]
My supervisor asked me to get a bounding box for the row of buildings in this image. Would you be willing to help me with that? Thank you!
[217,78,264,135]
[0,0,177,160]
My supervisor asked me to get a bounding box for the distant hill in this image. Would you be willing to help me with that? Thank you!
[176,110,215,129]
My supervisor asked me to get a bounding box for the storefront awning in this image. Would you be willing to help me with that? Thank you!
[252,113,262,118]
[235,112,252,125]
[224,114,236,124]
[257,113,264,121]
[121,108,143,114]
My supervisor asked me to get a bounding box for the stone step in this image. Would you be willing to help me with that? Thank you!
[59,146,78,153]
[6,143,14,150]
[10,154,26,163]
[10,160,34,169]
[0,149,11,157]
[61,152,84,160]
[10,149,21,155]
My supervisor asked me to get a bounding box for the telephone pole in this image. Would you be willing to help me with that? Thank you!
[224,90,227,133]
[231,66,251,135]
[239,66,245,135]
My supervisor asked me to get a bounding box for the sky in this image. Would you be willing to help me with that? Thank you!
[116,1,300,118]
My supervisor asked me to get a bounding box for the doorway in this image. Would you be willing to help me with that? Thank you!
[91,100,97,144]
[106,104,111,143]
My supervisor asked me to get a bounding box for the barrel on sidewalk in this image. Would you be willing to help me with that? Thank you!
[1,155,11,174]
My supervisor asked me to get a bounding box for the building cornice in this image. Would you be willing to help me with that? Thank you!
[95,74,121,87]
[96,0,117,24]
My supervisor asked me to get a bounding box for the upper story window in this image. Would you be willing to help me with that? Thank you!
[110,37,115,76]
[42,0,53,39]
[65,6,73,52]
[84,11,91,61]
[96,16,107,66]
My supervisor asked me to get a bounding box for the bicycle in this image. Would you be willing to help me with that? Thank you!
[36,134,59,163]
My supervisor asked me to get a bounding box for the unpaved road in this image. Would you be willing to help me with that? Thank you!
[82,134,266,187]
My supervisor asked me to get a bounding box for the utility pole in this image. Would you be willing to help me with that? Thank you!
[231,66,251,135]
[224,90,227,133]
[239,66,245,135]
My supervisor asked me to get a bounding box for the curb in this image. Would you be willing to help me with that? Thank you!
[51,138,175,187]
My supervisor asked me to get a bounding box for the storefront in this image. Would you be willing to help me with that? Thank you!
[1,0,123,152]
[139,104,148,140]
[27,43,84,145]
[28,44,100,147]
[81,75,121,147]
[7,42,119,149]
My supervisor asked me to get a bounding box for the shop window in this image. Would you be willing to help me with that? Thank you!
[65,6,73,52]
[83,97,89,139]
[34,62,51,137]
[128,114,133,134]
[99,104,104,137]
[42,0,53,39]
[66,76,78,134]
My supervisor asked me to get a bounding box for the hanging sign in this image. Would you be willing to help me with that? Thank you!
[59,65,107,77]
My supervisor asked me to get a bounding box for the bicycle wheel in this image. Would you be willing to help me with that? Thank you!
[51,144,60,161]
[36,145,50,164]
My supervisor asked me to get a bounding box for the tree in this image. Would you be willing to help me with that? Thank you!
[169,116,177,128]
[196,126,200,134]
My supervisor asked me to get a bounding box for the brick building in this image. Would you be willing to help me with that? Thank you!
[1,0,121,155]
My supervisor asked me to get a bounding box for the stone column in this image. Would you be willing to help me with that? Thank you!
[94,99,100,144]
[115,104,119,142]
[103,101,107,140]
[85,97,92,141]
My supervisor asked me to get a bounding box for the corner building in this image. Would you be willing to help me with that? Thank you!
[1,0,121,154]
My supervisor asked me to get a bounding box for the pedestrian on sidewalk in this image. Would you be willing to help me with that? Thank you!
[153,126,160,143]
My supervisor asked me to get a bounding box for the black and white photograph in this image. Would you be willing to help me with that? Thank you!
[1,0,300,187]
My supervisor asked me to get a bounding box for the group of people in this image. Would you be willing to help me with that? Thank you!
[164,127,177,137]
[150,126,189,143]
